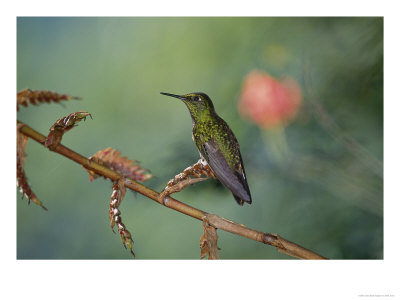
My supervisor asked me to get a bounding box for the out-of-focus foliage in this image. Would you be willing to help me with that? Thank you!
[17,17,382,259]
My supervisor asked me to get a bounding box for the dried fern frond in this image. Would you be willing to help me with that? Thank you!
[200,219,219,259]
[17,123,47,210]
[110,178,134,257]
[17,88,80,111]
[85,147,152,182]
[17,157,47,210]
[17,123,28,168]
[44,111,92,150]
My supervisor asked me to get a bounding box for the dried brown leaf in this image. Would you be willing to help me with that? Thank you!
[17,88,80,111]
[44,111,92,150]
[200,219,220,259]
[85,147,152,182]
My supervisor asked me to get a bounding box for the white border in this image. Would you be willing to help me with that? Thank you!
[2,1,399,299]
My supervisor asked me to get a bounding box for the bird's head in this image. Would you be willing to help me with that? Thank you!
[161,92,216,122]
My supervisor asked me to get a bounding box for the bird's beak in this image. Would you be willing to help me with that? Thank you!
[160,92,186,100]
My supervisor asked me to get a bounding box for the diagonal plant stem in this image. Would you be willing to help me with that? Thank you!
[17,120,327,260]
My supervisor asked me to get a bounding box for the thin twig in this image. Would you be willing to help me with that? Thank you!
[17,120,327,259]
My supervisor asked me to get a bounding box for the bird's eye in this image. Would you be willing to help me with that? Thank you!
[193,96,200,102]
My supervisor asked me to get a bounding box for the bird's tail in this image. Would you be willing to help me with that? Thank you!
[233,194,252,206]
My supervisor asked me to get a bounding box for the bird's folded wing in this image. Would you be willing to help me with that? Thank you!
[202,138,251,203]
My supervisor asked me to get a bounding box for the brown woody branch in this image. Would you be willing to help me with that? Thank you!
[17,120,327,259]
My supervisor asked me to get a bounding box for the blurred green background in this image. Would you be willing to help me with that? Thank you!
[17,17,383,259]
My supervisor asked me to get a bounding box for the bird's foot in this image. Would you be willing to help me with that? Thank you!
[159,159,216,204]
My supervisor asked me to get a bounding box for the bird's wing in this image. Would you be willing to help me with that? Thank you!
[201,138,251,205]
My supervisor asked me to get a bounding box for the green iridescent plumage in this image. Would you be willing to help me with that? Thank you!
[161,92,252,205]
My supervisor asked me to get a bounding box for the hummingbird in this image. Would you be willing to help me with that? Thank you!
[160,92,252,205]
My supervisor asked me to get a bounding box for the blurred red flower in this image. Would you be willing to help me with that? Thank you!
[238,70,302,129]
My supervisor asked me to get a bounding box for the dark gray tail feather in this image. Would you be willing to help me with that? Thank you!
[233,193,252,206]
